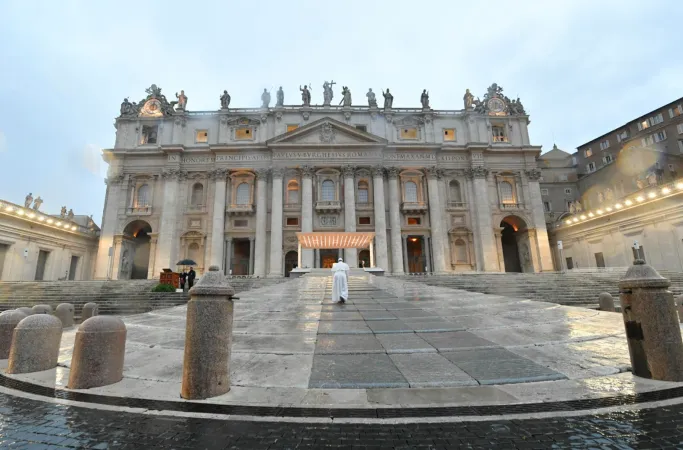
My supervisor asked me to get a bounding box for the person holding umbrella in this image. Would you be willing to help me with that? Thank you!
[188,267,197,289]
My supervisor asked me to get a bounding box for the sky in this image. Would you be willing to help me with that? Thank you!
[1,0,682,224]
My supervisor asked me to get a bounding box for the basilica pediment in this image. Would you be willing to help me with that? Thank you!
[267,118,387,146]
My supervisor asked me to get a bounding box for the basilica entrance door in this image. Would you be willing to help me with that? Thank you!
[320,249,338,268]
[500,221,522,272]
[406,236,426,273]
[232,239,251,275]
[284,251,298,277]
[358,250,370,268]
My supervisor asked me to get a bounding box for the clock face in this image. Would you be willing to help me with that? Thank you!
[140,99,163,117]
[487,97,506,114]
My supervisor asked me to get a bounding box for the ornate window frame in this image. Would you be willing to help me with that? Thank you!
[227,170,255,215]
[227,117,260,141]
[399,170,425,203]
[495,172,521,208]
[128,174,156,215]
[355,168,373,208]
[447,178,466,208]
[394,116,424,141]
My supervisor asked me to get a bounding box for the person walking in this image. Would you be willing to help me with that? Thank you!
[187,267,196,289]
[331,258,349,304]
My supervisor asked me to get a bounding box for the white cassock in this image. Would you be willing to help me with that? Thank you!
[331,261,349,302]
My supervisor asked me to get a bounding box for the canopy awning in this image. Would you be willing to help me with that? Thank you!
[296,232,375,249]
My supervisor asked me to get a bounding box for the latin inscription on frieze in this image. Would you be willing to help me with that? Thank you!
[167,154,271,163]
[272,151,374,160]
[438,155,468,162]
[384,153,436,161]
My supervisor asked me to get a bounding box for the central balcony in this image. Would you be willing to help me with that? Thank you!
[499,202,523,210]
[226,203,254,215]
[355,202,374,211]
[126,206,152,216]
[284,202,301,212]
[401,202,428,214]
[315,200,342,213]
[185,204,207,214]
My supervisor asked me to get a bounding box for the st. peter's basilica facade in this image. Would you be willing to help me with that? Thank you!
[93,83,553,279]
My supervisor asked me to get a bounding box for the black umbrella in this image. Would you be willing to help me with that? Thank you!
[176,259,197,273]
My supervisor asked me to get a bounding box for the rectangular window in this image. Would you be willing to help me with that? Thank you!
[235,128,253,140]
[595,252,605,268]
[355,125,367,132]
[540,188,549,196]
[599,140,610,150]
[559,174,568,181]
[571,156,577,166]
[195,130,208,143]
[286,217,299,226]
[637,119,649,131]
[357,188,369,203]
[564,188,572,195]
[641,135,654,146]
[584,148,593,157]
[587,162,596,172]
[616,130,629,142]
[654,130,667,142]
[543,201,551,212]
[234,219,248,228]
[669,105,683,118]
[676,124,683,134]
[651,113,663,125]
[566,257,574,270]
[443,128,456,141]
[141,125,158,144]
[286,124,299,132]
[358,217,371,225]
[603,154,613,164]
[400,127,418,139]
[492,125,507,142]
[407,217,421,225]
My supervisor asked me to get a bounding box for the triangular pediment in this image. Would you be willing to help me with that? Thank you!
[267,117,387,146]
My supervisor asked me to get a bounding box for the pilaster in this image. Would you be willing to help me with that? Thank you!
[253,168,269,277]
[372,166,389,270]
[466,166,499,271]
[269,168,285,277]
[387,167,404,274]
[426,167,447,273]
[301,166,314,268]
[525,169,554,271]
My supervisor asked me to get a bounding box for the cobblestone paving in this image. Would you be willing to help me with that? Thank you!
[1,393,683,449]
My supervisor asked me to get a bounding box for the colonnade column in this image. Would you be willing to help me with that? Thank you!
[372,166,389,270]
[387,168,404,274]
[525,169,554,271]
[157,169,184,271]
[253,169,269,277]
[301,166,314,268]
[342,165,358,267]
[268,168,284,277]
[209,169,228,269]
[425,167,447,273]
[466,167,498,271]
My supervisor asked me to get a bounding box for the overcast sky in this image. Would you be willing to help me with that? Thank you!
[1,0,681,223]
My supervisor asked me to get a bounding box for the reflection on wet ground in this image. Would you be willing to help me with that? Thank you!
[0,392,682,449]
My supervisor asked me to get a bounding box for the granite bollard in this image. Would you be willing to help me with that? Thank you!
[181,265,236,400]
[0,311,28,358]
[81,303,99,321]
[677,294,683,324]
[16,307,34,316]
[68,316,126,389]
[7,314,63,374]
[55,303,75,328]
[598,292,615,312]
[619,260,683,381]
[32,304,52,315]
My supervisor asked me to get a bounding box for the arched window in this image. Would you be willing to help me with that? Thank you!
[454,239,467,263]
[404,181,418,203]
[449,180,462,203]
[499,181,514,203]
[135,184,150,207]
[287,180,299,204]
[321,180,335,201]
[236,183,250,205]
[357,180,369,203]
[191,183,203,205]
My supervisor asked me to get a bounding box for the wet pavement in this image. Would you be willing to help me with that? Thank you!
[1,392,683,449]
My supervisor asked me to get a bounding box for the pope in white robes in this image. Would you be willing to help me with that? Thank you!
[331,258,349,303]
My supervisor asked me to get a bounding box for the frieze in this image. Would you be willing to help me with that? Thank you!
[438,155,468,162]
[384,153,436,161]
[167,154,271,163]
[272,151,375,160]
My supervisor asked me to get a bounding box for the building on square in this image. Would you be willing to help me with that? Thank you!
[94,83,554,279]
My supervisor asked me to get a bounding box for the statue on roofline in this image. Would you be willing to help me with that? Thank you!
[24,193,33,208]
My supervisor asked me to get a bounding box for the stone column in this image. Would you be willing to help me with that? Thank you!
[248,237,255,275]
[253,168,269,277]
[342,165,358,268]
[95,174,124,279]
[402,234,409,273]
[369,239,375,268]
[425,236,432,273]
[147,234,158,279]
[224,238,232,275]
[297,242,302,268]
[157,169,184,271]
[525,169,554,271]
[371,167,389,270]
[209,169,228,270]
[425,167,447,273]
[466,167,498,271]
[301,166,314,268]
[387,168,404,274]
[268,168,284,277]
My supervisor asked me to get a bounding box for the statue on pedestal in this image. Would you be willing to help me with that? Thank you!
[463,89,474,110]
[173,90,188,111]
[32,196,43,211]
[420,89,430,109]
[339,86,352,107]
[300,85,311,106]
[261,89,271,108]
[220,90,231,109]
[67,209,74,220]
[366,88,377,107]
[120,98,137,117]
[382,89,393,109]
[322,80,336,106]
[60,206,67,218]
[24,193,33,208]
[276,86,284,107]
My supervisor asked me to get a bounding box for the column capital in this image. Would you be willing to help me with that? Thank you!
[209,168,229,180]
[271,167,285,179]
[371,165,385,178]
[464,166,489,179]
[105,173,125,185]
[425,166,440,180]
[524,168,542,181]
[161,169,188,180]
[341,165,356,178]
[254,168,270,180]
[386,167,400,180]
[300,165,314,179]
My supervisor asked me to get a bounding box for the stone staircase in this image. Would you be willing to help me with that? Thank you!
[395,269,683,308]
[0,277,292,319]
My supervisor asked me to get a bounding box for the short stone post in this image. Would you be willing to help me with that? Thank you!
[181,265,236,400]
[619,260,683,381]
[16,307,33,316]
[32,304,52,315]
[81,303,99,321]
[7,315,63,374]
[0,311,27,358]
[68,316,126,389]
[55,304,75,327]
[676,294,683,324]
[598,292,615,312]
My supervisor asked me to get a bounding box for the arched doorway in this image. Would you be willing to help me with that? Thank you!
[284,251,298,277]
[499,216,529,273]
[122,220,152,279]
[358,250,370,268]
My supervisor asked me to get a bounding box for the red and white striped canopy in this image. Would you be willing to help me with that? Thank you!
[296,232,375,249]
